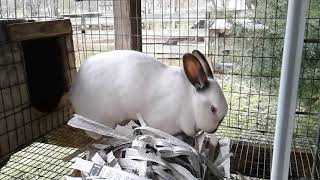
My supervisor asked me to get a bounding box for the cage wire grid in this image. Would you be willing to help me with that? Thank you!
[0,0,319,179]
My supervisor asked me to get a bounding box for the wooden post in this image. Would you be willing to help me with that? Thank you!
[113,0,142,51]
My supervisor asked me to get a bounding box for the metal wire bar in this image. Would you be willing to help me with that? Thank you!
[0,0,319,179]
[311,118,320,179]
[0,125,92,179]
[271,0,308,179]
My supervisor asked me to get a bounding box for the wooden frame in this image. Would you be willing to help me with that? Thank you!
[113,0,142,51]
[0,19,76,159]
[6,19,72,42]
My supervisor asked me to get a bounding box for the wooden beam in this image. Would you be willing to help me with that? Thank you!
[0,21,8,43]
[0,19,26,43]
[113,0,142,51]
[6,19,72,41]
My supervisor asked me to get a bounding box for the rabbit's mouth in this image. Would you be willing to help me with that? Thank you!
[210,119,225,134]
[204,119,224,134]
[194,126,202,136]
[195,127,216,135]
[207,128,217,134]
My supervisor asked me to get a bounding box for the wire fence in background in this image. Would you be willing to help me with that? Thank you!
[0,0,319,141]
[0,0,320,179]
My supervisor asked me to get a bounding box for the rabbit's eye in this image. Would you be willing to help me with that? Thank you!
[211,105,217,114]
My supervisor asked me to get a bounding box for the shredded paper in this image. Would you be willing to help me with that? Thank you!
[65,114,232,180]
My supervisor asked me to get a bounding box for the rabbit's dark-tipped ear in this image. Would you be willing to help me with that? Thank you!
[192,50,213,78]
[183,53,208,90]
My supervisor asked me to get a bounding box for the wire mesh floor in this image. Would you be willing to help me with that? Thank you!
[218,128,320,180]
[0,125,318,180]
[0,125,92,180]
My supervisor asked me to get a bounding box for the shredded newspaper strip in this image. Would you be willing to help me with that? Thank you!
[65,114,232,180]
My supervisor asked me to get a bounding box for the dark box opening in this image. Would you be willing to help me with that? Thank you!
[22,37,65,113]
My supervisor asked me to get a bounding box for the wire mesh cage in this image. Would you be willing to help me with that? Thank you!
[0,0,319,179]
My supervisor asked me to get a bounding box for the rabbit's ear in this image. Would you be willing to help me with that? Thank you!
[183,53,208,90]
[192,50,213,78]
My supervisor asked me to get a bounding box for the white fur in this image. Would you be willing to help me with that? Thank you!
[70,50,228,137]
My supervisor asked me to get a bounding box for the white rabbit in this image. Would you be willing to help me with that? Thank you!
[70,50,228,139]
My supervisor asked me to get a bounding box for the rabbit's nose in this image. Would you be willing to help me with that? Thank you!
[211,105,217,114]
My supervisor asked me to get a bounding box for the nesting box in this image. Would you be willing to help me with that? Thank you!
[0,19,76,158]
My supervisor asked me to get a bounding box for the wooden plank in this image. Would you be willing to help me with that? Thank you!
[8,131,18,151]
[113,0,142,51]
[0,21,8,43]
[7,19,72,41]
[0,134,9,156]
[0,19,25,43]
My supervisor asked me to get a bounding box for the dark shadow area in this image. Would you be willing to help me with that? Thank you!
[22,37,65,112]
